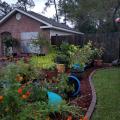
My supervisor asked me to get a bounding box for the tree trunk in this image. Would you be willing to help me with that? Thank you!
[54,0,59,22]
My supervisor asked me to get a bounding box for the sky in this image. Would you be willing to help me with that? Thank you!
[3,0,56,18]
[2,0,73,27]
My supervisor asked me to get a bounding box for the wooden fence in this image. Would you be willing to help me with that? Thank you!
[51,35,84,46]
[84,32,120,62]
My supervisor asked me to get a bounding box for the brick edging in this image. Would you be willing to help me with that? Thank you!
[85,67,112,119]
[85,70,97,120]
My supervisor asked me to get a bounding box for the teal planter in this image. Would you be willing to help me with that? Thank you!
[47,91,63,108]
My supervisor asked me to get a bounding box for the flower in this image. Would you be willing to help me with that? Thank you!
[5,107,9,112]
[83,116,88,120]
[67,115,72,120]
[0,96,4,102]
[25,91,31,97]
[21,94,28,99]
[79,116,88,120]
[18,88,23,94]
[16,74,23,82]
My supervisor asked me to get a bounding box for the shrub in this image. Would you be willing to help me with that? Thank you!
[29,53,56,70]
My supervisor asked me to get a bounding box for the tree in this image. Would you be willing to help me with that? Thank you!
[0,1,12,17]
[44,0,59,22]
[58,0,120,33]
[15,0,35,11]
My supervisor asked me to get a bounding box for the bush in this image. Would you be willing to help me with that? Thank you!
[29,53,56,70]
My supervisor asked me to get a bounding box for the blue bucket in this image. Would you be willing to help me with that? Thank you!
[68,75,80,97]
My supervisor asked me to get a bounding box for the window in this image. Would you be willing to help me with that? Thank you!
[20,32,40,54]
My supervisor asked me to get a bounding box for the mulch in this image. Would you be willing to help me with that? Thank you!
[70,68,95,116]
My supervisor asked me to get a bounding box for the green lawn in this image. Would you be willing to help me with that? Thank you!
[91,67,120,120]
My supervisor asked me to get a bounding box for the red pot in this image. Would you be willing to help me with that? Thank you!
[94,59,103,67]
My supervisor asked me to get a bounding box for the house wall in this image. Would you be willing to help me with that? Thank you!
[50,29,73,38]
[0,12,50,56]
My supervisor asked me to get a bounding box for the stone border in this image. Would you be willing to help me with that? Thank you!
[85,67,112,119]
[85,70,97,120]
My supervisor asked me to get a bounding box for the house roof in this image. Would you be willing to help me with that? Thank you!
[0,8,84,35]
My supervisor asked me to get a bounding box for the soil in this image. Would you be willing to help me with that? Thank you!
[70,68,94,115]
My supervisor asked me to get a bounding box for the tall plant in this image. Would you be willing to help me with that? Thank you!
[32,33,51,54]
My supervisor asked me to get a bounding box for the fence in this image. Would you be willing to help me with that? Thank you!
[84,32,120,62]
[51,35,84,46]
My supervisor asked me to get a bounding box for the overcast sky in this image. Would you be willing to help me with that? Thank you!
[2,0,73,27]
[3,0,55,18]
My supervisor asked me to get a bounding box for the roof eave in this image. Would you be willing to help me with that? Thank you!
[40,26,84,35]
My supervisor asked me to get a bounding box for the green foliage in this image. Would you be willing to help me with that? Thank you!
[93,47,104,59]
[55,54,69,64]
[58,0,120,33]
[16,100,82,120]
[0,86,25,120]
[0,1,12,16]
[70,41,94,65]
[47,73,75,99]
[55,42,79,66]
[32,33,53,54]
[29,53,56,70]
[0,60,39,87]
[28,86,48,102]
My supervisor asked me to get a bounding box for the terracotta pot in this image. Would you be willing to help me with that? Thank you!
[45,70,57,79]
[56,64,65,73]
[94,59,103,67]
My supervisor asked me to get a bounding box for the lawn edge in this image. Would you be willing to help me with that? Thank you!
[86,66,113,120]
[85,69,97,120]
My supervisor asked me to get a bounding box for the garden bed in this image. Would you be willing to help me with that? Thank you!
[43,68,95,119]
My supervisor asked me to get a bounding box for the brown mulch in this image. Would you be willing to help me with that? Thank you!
[70,68,95,116]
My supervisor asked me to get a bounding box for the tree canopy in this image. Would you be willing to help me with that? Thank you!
[0,0,35,18]
[15,0,35,11]
[0,1,12,16]
[58,0,120,33]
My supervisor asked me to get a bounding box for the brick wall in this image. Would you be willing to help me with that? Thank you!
[0,12,50,56]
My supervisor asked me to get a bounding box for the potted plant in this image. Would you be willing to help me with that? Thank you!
[32,33,50,55]
[93,47,104,67]
[55,54,69,73]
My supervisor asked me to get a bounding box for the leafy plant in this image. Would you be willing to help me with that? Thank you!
[0,60,39,86]
[55,42,79,67]
[55,54,69,64]
[46,73,75,99]
[28,86,48,102]
[70,41,95,66]
[93,47,104,59]
[29,53,56,70]
[32,33,52,54]
[16,100,82,120]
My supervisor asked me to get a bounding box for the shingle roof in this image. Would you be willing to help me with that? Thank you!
[27,11,75,31]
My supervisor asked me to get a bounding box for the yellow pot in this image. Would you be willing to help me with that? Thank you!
[56,64,65,73]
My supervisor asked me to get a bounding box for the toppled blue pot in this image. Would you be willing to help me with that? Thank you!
[68,75,80,97]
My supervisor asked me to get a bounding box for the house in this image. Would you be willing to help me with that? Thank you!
[0,8,83,56]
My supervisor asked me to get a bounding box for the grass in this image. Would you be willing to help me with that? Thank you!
[91,67,120,120]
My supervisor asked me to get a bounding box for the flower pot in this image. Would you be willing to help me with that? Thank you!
[45,70,57,79]
[94,59,103,67]
[56,64,65,73]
